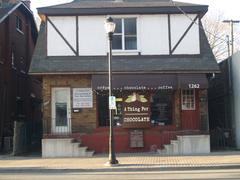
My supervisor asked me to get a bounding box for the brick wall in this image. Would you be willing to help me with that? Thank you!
[42,75,97,134]
[199,89,209,131]
[174,90,181,128]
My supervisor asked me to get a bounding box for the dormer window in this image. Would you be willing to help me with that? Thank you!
[16,16,23,33]
[113,18,137,50]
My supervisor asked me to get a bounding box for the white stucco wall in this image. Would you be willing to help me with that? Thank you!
[47,14,200,56]
[47,16,76,56]
[140,15,169,55]
[78,16,107,56]
[232,52,240,148]
[170,14,200,55]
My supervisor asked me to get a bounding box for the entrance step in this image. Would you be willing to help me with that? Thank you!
[171,140,180,155]
[157,135,210,156]
[164,144,173,155]
[42,138,94,158]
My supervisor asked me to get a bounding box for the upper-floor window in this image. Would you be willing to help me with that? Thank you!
[16,16,23,33]
[113,18,137,50]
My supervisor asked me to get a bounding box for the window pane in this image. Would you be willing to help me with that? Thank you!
[56,103,67,126]
[182,89,195,110]
[125,36,137,50]
[113,35,122,49]
[151,91,173,125]
[124,18,136,35]
[113,18,122,33]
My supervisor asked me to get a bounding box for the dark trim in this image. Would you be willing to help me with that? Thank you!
[38,6,208,16]
[44,54,203,58]
[29,70,221,76]
[47,17,77,55]
[171,15,199,54]
[198,19,202,55]
[168,14,172,55]
[76,16,79,56]
[45,20,48,56]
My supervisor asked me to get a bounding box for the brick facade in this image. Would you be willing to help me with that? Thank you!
[199,89,209,131]
[42,75,97,134]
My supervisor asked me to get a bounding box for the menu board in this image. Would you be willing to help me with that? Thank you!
[123,92,151,128]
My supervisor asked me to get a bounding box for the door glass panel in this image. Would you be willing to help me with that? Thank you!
[55,102,67,126]
[55,89,68,127]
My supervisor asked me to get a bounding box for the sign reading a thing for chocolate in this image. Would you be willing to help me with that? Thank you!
[123,92,151,128]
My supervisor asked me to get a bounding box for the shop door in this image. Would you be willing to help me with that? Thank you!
[97,94,109,126]
[181,90,200,130]
[51,88,71,134]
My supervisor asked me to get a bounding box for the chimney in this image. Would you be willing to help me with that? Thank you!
[22,0,30,8]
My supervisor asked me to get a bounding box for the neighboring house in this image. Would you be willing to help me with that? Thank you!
[30,0,219,157]
[208,51,240,150]
[0,0,41,154]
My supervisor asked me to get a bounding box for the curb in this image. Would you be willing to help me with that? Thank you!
[0,165,240,174]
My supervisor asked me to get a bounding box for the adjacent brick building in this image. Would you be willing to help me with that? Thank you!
[0,0,41,153]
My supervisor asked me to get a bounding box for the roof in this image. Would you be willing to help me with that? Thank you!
[38,0,208,16]
[0,4,15,23]
[29,22,219,75]
[0,2,38,41]
[0,4,15,21]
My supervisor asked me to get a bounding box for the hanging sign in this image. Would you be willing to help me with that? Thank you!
[109,96,116,110]
[123,92,151,128]
[73,88,93,108]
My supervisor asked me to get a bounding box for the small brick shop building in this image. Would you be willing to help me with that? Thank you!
[30,0,219,157]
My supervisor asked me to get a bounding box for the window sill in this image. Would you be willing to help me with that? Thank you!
[112,50,140,56]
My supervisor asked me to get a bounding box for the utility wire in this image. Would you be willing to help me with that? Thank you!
[170,0,229,44]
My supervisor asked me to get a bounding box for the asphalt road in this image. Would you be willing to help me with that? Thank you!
[0,169,240,180]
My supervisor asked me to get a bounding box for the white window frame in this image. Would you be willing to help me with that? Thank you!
[16,16,24,34]
[112,17,138,52]
[181,89,196,110]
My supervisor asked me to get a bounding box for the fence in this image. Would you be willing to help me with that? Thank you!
[43,118,72,136]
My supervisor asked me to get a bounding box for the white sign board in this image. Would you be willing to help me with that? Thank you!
[109,96,116,110]
[73,88,93,108]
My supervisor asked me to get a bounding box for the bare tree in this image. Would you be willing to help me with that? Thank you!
[202,12,230,61]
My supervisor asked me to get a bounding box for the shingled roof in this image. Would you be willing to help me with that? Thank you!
[38,0,208,16]
[29,22,219,75]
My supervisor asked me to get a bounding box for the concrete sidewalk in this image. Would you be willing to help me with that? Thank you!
[0,151,240,172]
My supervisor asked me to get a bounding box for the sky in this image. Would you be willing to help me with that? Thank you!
[31,0,240,20]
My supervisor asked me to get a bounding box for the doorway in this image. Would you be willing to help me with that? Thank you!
[51,88,71,134]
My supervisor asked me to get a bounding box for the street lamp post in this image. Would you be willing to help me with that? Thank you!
[104,17,119,165]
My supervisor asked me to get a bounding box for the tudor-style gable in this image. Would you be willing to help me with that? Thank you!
[30,0,219,75]
[46,14,200,56]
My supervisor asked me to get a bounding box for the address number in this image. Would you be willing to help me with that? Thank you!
[188,84,200,89]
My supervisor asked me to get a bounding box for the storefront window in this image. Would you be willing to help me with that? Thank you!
[97,93,109,127]
[181,89,195,110]
[150,91,173,125]
[97,90,174,127]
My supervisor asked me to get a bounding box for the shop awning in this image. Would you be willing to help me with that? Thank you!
[92,74,208,90]
[178,74,208,89]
